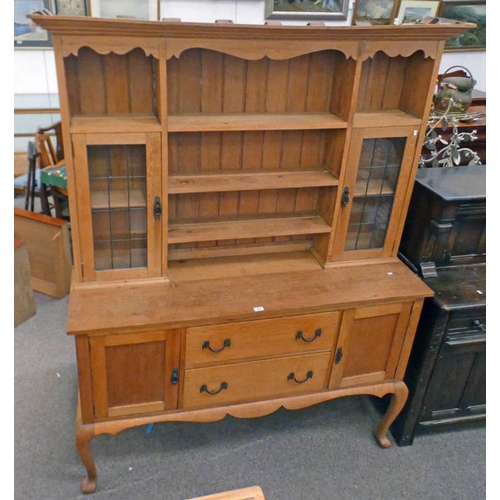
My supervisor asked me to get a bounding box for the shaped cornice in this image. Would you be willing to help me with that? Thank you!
[359,40,439,61]
[61,37,160,58]
[165,38,358,60]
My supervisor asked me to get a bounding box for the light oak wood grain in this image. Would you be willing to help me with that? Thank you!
[33,16,460,494]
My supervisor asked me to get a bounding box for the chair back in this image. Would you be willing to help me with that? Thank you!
[35,122,64,168]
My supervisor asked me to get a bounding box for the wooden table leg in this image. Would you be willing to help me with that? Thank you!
[375,381,409,448]
[76,418,97,494]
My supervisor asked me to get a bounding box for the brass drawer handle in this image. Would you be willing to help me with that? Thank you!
[287,370,313,384]
[200,382,228,396]
[202,338,231,353]
[295,328,322,343]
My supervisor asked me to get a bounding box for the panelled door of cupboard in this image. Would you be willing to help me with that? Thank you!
[89,330,181,419]
[72,133,162,282]
[332,126,419,261]
[329,302,413,389]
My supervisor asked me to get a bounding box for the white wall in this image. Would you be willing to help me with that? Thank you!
[14,0,486,150]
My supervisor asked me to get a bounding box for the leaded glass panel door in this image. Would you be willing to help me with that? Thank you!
[333,126,419,261]
[73,133,162,282]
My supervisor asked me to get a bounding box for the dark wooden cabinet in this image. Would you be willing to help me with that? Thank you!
[399,165,486,276]
[388,165,486,446]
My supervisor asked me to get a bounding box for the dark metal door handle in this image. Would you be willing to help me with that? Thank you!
[153,196,162,219]
[295,328,322,343]
[341,187,350,207]
[287,370,313,384]
[202,338,231,353]
[334,347,343,365]
[200,382,228,395]
[171,367,179,385]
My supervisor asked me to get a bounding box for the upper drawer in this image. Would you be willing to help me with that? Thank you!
[447,308,486,338]
[185,312,341,368]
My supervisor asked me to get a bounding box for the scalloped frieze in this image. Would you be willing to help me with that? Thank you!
[61,37,160,58]
[359,40,438,61]
[166,38,358,61]
[92,381,398,436]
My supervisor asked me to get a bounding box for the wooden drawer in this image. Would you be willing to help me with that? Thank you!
[182,352,331,409]
[446,308,486,337]
[185,312,340,368]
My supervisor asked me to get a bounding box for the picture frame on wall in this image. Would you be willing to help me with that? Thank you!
[265,0,350,21]
[352,0,397,25]
[395,0,440,24]
[89,0,159,21]
[437,0,486,51]
[54,0,88,16]
[14,0,54,48]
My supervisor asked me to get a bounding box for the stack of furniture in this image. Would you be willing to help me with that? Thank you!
[31,14,473,493]
[390,165,486,446]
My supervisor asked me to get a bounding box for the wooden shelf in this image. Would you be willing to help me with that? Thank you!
[169,170,339,194]
[90,189,146,209]
[168,212,331,244]
[353,110,422,128]
[168,113,347,132]
[71,115,161,133]
[168,250,323,282]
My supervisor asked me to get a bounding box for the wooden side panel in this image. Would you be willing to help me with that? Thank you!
[75,335,95,424]
[76,48,106,115]
[14,238,36,327]
[168,49,345,115]
[330,53,356,120]
[357,54,406,113]
[66,48,157,116]
[400,51,436,118]
[13,209,71,298]
[63,55,82,115]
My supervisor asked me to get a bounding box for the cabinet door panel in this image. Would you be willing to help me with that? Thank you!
[333,126,418,261]
[420,339,486,423]
[73,132,162,282]
[89,330,181,419]
[330,303,413,389]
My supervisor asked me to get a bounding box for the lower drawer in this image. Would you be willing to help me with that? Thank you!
[182,352,331,410]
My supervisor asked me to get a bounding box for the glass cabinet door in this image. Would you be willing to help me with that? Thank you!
[73,133,162,281]
[334,127,418,260]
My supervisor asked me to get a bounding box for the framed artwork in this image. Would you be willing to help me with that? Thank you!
[395,0,440,24]
[54,0,88,15]
[265,0,349,21]
[437,0,486,51]
[89,0,159,20]
[14,0,55,48]
[352,0,397,25]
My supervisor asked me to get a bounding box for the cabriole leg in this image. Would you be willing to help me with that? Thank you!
[375,381,409,448]
[76,420,97,494]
